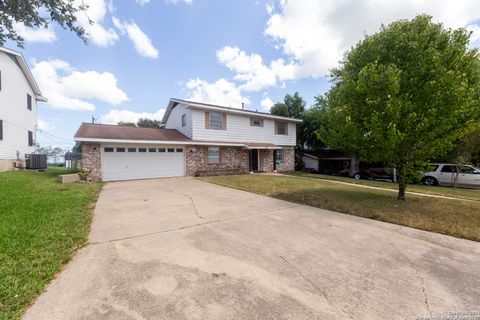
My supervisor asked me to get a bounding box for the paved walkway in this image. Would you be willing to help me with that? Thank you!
[284,174,480,202]
[23,178,480,320]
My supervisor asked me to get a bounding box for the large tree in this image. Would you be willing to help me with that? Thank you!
[0,1,88,47]
[136,118,161,128]
[320,15,480,200]
[270,92,306,118]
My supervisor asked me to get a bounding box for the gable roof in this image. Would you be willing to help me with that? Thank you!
[162,98,303,124]
[0,47,47,102]
[74,123,192,142]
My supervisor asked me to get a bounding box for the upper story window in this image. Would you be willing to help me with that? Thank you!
[28,130,33,146]
[0,70,2,91]
[27,94,32,110]
[275,121,288,135]
[181,114,186,127]
[206,112,226,130]
[250,118,263,127]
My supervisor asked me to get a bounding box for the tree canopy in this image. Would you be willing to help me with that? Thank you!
[270,92,306,119]
[0,0,87,47]
[320,15,480,200]
[118,121,137,127]
[136,118,162,128]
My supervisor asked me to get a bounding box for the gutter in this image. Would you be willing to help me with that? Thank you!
[74,137,288,149]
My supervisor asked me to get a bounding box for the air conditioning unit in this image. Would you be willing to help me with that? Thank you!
[25,154,47,170]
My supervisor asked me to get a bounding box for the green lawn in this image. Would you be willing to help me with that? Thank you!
[201,174,480,242]
[287,172,480,201]
[0,168,102,320]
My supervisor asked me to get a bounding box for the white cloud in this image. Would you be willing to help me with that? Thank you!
[32,59,128,111]
[136,0,151,4]
[75,0,118,47]
[101,108,165,124]
[260,96,274,111]
[13,23,56,43]
[113,18,159,58]
[38,119,56,130]
[185,78,250,108]
[265,0,480,77]
[217,46,297,92]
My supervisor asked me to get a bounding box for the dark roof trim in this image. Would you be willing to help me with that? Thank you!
[162,98,302,124]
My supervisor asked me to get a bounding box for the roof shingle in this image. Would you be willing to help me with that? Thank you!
[74,123,191,141]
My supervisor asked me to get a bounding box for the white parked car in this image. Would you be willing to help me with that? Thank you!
[422,164,480,188]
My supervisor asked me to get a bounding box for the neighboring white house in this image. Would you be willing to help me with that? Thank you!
[75,98,302,181]
[0,47,47,171]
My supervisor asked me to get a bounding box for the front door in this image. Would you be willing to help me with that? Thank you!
[250,149,259,171]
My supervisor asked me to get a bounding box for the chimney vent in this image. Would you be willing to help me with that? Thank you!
[241,102,245,110]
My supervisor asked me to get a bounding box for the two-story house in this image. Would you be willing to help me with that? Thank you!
[74,98,301,181]
[0,47,47,171]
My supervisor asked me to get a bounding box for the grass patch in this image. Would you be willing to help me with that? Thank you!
[0,168,102,320]
[201,175,480,242]
[287,172,480,201]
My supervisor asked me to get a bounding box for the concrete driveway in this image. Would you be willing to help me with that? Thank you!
[23,178,480,320]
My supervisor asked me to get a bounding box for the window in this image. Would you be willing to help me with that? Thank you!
[181,114,186,127]
[116,147,125,152]
[441,165,454,173]
[0,70,2,91]
[28,130,33,146]
[27,94,32,110]
[275,149,283,161]
[208,147,220,164]
[167,148,175,153]
[250,118,263,127]
[158,148,166,152]
[209,112,224,129]
[138,148,147,152]
[148,148,157,152]
[0,119,3,140]
[176,148,183,153]
[275,122,287,135]
[104,147,114,152]
[461,166,476,174]
[128,148,136,152]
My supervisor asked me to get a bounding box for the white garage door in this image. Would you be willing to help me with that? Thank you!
[102,146,185,181]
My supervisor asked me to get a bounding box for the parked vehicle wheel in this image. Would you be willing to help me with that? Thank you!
[353,173,361,180]
[422,176,438,186]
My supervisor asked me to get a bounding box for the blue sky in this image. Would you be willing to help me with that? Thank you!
[6,0,480,149]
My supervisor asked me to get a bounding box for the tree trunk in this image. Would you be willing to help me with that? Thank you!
[397,165,407,200]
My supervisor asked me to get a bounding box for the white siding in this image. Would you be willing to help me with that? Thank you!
[191,109,297,146]
[164,103,192,138]
[0,51,37,160]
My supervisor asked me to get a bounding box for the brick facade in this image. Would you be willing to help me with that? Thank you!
[82,143,101,182]
[186,146,249,176]
[81,143,295,181]
[186,146,295,176]
[277,149,295,171]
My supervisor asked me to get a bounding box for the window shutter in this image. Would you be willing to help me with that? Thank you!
[204,147,208,163]
[220,147,225,163]
[28,130,33,146]
[222,113,227,130]
[205,112,210,129]
[259,150,264,171]
[0,119,3,140]
[274,122,278,134]
[285,123,288,135]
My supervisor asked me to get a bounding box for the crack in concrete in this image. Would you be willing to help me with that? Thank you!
[388,240,432,316]
[157,186,207,221]
[278,255,354,320]
[90,204,303,245]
